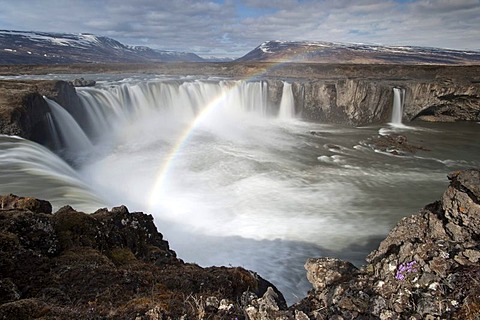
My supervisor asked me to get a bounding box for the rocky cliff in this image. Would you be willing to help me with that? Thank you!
[405,80,480,122]
[0,80,84,149]
[265,79,480,125]
[0,194,285,319]
[1,170,479,319]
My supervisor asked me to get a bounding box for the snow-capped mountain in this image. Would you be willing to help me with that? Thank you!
[236,40,480,64]
[0,30,204,64]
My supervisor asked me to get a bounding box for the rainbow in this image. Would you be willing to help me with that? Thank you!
[146,59,297,212]
[147,88,236,211]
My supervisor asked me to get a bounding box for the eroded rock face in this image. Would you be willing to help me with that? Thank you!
[287,80,392,125]
[0,194,284,319]
[405,81,480,122]
[0,80,82,147]
[266,79,480,125]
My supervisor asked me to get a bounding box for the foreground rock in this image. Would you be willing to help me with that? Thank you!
[280,169,479,319]
[0,194,285,319]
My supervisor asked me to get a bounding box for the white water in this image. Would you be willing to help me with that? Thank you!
[1,78,478,304]
[278,82,295,119]
[391,87,405,124]
[44,97,94,161]
[0,135,105,211]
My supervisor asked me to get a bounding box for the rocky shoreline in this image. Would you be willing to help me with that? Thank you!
[1,169,479,319]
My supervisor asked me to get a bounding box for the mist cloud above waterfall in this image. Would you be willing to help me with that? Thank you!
[0,0,479,58]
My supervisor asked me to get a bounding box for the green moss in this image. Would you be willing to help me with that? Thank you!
[108,247,137,266]
[53,210,98,249]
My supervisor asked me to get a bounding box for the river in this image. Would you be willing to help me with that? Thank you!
[0,75,478,303]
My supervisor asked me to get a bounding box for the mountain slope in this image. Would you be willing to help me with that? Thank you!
[0,30,204,64]
[236,40,480,64]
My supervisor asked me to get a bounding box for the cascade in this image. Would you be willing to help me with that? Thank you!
[44,97,93,157]
[391,88,405,124]
[45,112,62,150]
[73,80,271,144]
[278,82,295,119]
[0,135,105,211]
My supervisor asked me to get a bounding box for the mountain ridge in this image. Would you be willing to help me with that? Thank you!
[0,30,205,64]
[236,40,480,64]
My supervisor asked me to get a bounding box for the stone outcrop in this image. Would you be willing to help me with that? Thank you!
[239,169,480,319]
[0,194,285,319]
[364,134,430,155]
[405,80,480,122]
[70,78,96,87]
[0,80,83,148]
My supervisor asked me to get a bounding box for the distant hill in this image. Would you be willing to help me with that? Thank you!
[0,30,205,64]
[236,40,480,64]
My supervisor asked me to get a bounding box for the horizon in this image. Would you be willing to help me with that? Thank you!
[0,0,479,58]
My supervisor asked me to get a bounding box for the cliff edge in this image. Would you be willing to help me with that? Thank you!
[0,195,285,319]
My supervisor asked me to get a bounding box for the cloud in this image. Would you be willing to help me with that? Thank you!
[0,0,478,57]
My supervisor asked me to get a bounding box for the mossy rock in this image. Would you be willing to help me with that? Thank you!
[109,247,137,266]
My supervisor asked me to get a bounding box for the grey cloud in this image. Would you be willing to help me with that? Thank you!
[0,0,478,57]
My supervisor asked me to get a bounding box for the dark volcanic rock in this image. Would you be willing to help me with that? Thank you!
[0,80,84,149]
[364,133,430,155]
[0,194,284,319]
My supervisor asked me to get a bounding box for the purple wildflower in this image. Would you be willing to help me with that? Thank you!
[395,260,417,280]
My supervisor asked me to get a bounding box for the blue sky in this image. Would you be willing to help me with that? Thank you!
[0,0,479,58]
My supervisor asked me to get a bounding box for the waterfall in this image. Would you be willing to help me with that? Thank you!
[44,97,93,159]
[278,82,295,119]
[391,88,405,124]
[71,80,271,144]
[45,112,62,150]
[0,135,105,211]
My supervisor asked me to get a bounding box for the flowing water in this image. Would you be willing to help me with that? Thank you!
[1,76,479,303]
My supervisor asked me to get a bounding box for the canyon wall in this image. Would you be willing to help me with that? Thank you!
[266,79,480,125]
[0,78,479,145]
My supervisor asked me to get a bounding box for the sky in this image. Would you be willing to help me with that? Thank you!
[0,0,479,58]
